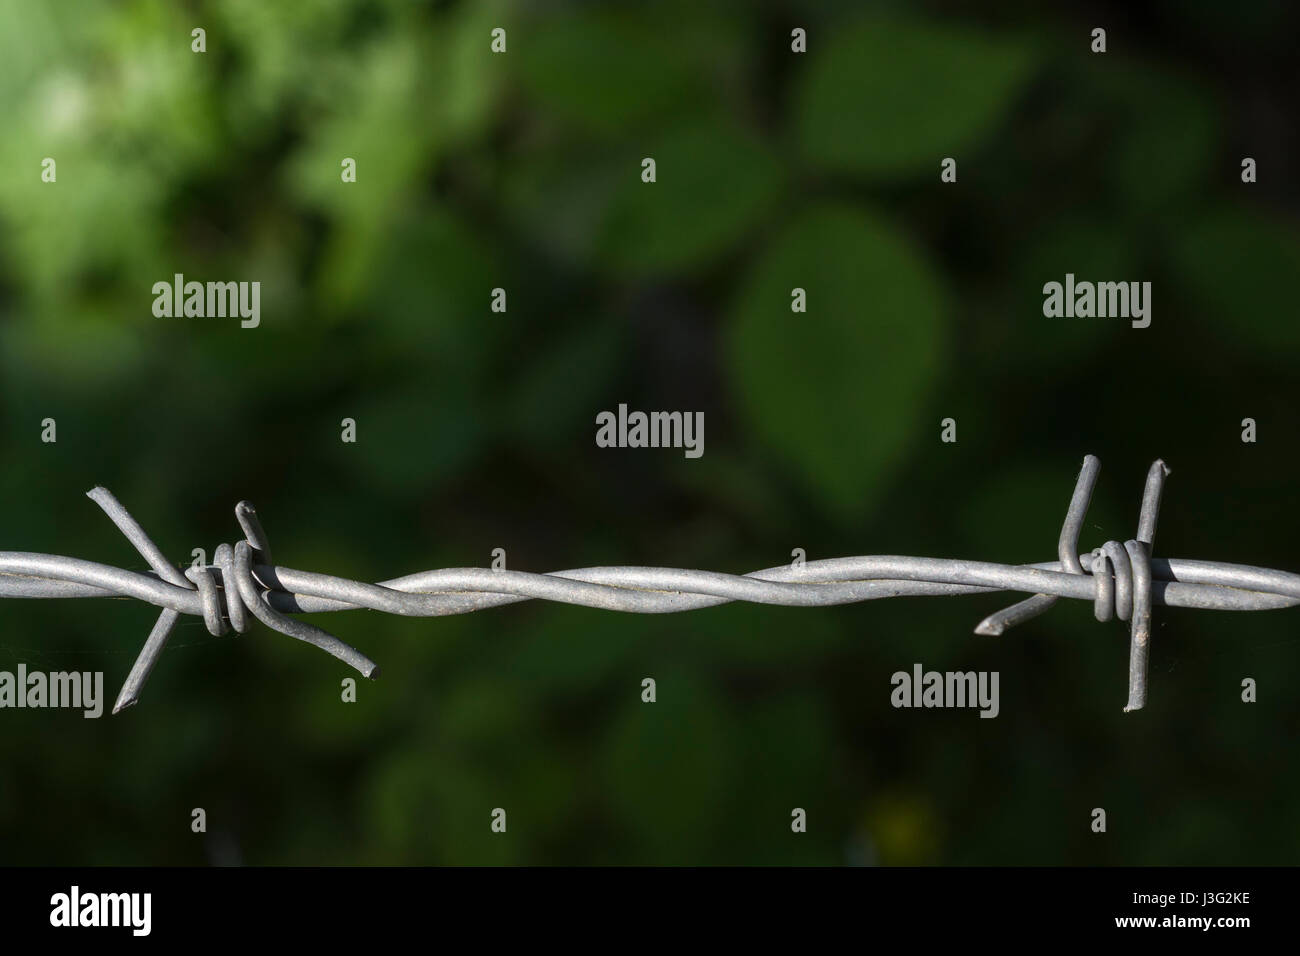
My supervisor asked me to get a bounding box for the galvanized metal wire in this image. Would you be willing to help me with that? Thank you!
[2,455,1297,715]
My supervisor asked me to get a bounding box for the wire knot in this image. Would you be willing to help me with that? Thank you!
[84,490,379,713]
[180,502,276,637]
[975,456,1169,712]
[1089,539,1153,625]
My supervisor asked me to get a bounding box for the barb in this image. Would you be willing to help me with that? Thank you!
[2,455,1297,715]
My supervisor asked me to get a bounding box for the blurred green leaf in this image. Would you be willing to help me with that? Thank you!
[726,204,947,519]
[593,118,783,277]
[214,0,363,122]
[498,146,623,266]
[363,205,502,363]
[506,319,625,445]
[1168,205,1300,352]
[796,16,1039,178]
[513,9,704,137]
[285,33,438,312]
[1102,65,1219,215]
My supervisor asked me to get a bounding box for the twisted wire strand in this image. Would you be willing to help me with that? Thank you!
[1,455,1297,715]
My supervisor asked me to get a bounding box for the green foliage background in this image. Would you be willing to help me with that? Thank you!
[1,0,1298,864]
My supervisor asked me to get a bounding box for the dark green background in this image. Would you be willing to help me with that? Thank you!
[2,0,1298,864]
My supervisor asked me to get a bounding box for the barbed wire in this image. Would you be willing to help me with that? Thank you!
[2,454,1297,716]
